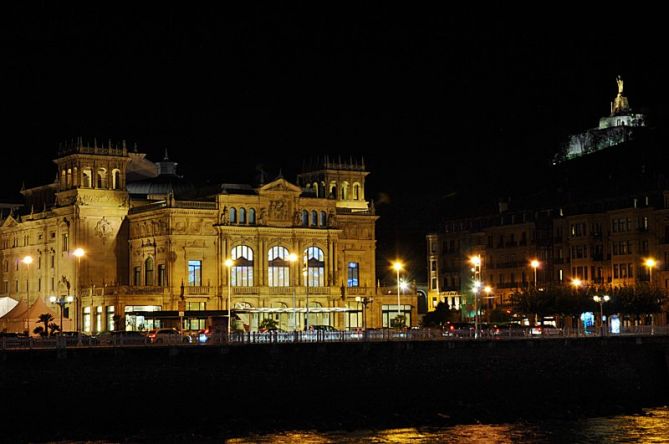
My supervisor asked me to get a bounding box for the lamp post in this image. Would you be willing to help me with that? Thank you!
[225,259,234,338]
[288,253,298,331]
[571,278,583,335]
[355,296,373,330]
[304,252,310,331]
[73,248,85,333]
[530,259,540,288]
[473,280,481,338]
[593,295,610,336]
[49,295,74,332]
[22,255,33,334]
[644,258,656,285]
[392,261,404,328]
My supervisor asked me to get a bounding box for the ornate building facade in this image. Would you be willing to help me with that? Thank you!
[1,142,416,333]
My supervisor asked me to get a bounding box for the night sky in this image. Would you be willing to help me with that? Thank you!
[1,4,667,283]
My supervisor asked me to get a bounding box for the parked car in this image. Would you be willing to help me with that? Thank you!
[51,331,94,345]
[442,322,475,337]
[530,325,562,336]
[96,330,147,346]
[147,328,192,344]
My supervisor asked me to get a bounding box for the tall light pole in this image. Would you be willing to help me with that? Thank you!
[73,248,85,333]
[304,252,310,331]
[469,255,481,326]
[50,295,74,332]
[593,295,610,336]
[530,259,540,288]
[473,280,481,338]
[225,259,234,338]
[392,261,403,328]
[22,255,33,334]
[644,258,656,285]
[288,253,298,331]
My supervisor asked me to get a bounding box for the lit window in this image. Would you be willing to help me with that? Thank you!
[347,262,359,287]
[268,246,290,287]
[188,260,202,286]
[231,246,254,286]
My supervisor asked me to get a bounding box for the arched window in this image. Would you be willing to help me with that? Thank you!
[320,182,326,198]
[249,208,256,225]
[231,245,254,286]
[301,210,308,227]
[144,257,154,286]
[66,169,72,187]
[112,169,121,190]
[312,182,319,197]
[268,246,290,287]
[82,169,92,188]
[329,182,337,199]
[341,182,349,200]
[61,170,66,188]
[353,183,361,200]
[73,167,78,187]
[96,168,107,189]
[320,211,327,227]
[239,208,246,224]
[304,246,325,287]
[229,207,237,224]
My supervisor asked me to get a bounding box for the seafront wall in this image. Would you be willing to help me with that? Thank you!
[1,336,668,440]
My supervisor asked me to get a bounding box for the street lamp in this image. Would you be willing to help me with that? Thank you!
[22,255,33,334]
[473,280,481,338]
[49,295,74,332]
[571,278,582,288]
[593,295,610,336]
[355,296,373,330]
[530,259,540,288]
[644,258,657,285]
[288,253,298,331]
[224,258,234,338]
[73,248,85,333]
[392,261,404,328]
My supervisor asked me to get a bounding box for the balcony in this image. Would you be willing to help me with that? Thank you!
[185,286,211,295]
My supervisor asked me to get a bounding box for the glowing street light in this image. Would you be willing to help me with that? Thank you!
[49,295,75,333]
[392,261,404,327]
[644,258,657,285]
[530,259,540,287]
[72,248,85,333]
[288,253,298,331]
[225,258,234,338]
[571,278,582,288]
[22,255,33,334]
[593,295,610,336]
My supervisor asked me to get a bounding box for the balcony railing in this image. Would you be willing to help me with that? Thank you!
[185,286,211,295]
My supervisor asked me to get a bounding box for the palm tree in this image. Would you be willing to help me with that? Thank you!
[36,313,54,337]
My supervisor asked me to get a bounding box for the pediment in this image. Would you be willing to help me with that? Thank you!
[1,215,18,228]
[258,178,302,195]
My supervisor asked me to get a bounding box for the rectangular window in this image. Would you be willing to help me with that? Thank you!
[186,302,206,311]
[133,267,141,286]
[51,255,55,269]
[95,306,103,333]
[347,262,360,287]
[158,264,166,286]
[188,260,202,286]
[83,307,91,333]
[15,280,18,292]
[38,278,41,292]
[431,278,437,290]
[106,306,115,331]
[430,261,437,272]
[38,255,41,270]
[62,233,69,252]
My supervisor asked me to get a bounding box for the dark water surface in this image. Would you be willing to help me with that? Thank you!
[224,406,669,443]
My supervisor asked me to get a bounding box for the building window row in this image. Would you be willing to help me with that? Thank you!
[228,207,257,225]
[300,210,328,227]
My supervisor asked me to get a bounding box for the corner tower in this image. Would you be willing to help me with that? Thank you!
[297,156,369,212]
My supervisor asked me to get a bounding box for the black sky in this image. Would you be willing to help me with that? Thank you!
[1,3,667,283]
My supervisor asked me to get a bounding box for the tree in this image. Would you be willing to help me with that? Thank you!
[390,315,407,328]
[34,313,55,337]
[420,302,460,327]
[259,317,278,331]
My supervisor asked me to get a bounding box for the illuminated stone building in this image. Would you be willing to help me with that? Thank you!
[0,142,417,333]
